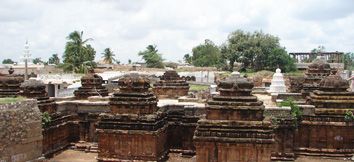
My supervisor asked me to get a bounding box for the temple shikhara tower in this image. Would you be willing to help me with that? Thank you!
[74,69,108,99]
[153,70,189,98]
[20,79,56,113]
[0,68,24,97]
[97,74,168,162]
[296,75,354,157]
[301,57,333,96]
[194,74,274,162]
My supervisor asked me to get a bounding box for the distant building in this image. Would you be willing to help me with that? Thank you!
[289,52,344,70]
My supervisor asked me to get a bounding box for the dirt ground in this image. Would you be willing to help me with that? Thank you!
[48,150,351,162]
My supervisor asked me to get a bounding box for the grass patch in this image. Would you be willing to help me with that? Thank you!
[0,97,25,104]
[190,84,209,91]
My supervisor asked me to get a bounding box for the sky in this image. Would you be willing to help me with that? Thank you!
[0,0,354,63]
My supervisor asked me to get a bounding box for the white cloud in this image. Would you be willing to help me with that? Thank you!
[0,0,353,64]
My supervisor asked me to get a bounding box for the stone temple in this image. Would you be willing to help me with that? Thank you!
[19,78,78,157]
[20,79,56,113]
[0,68,24,97]
[74,69,108,99]
[153,70,189,98]
[301,57,333,97]
[268,68,286,93]
[97,74,168,161]
[194,74,274,162]
[296,74,354,157]
[1,67,354,162]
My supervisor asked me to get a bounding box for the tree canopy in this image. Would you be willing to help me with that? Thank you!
[2,59,15,64]
[343,52,354,70]
[33,57,45,64]
[138,45,164,68]
[62,31,96,73]
[48,54,60,65]
[221,30,295,72]
[191,39,225,68]
[183,54,192,64]
[101,48,116,64]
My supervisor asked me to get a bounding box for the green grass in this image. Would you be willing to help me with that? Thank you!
[190,84,209,91]
[0,97,25,104]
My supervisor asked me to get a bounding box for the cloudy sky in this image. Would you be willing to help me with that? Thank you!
[0,0,354,63]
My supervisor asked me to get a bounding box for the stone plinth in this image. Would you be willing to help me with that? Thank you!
[74,69,108,99]
[153,70,189,99]
[0,68,24,97]
[295,75,354,157]
[97,74,168,162]
[269,68,286,93]
[0,100,43,162]
[194,74,275,162]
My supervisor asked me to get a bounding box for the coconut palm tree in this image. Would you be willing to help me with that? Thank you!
[63,31,96,73]
[101,48,116,64]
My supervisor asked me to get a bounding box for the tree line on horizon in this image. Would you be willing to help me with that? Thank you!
[2,30,353,73]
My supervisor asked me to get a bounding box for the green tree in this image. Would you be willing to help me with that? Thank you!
[128,59,132,64]
[48,54,60,65]
[101,48,116,64]
[222,30,295,72]
[191,39,225,67]
[138,45,164,68]
[183,54,192,64]
[63,31,96,73]
[33,57,44,64]
[2,59,15,64]
[311,45,326,53]
[343,52,354,70]
[267,48,296,72]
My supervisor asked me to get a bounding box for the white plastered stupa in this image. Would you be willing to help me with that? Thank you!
[268,68,286,93]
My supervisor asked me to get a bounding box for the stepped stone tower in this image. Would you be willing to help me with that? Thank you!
[153,70,189,98]
[20,79,56,113]
[194,74,274,162]
[74,69,108,99]
[97,74,168,162]
[302,57,332,96]
[295,75,354,157]
[0,68,24,97]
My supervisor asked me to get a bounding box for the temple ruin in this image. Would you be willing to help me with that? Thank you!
[301,57,333,97]
[194,74,275,161]
[74,69,109,99]
[295,75,354,157]
[153,70,189,98]
[0,68,24,97]
[97,74,168,161]
[0,68,353,162]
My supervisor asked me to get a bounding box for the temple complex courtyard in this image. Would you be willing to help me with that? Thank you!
[1,2,354,158]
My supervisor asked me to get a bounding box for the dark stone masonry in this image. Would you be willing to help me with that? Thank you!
[153,70,189,99]
[97,74,168,162]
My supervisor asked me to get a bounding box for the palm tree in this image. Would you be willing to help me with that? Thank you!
[101,48,116,64]
[63,31,96,73]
